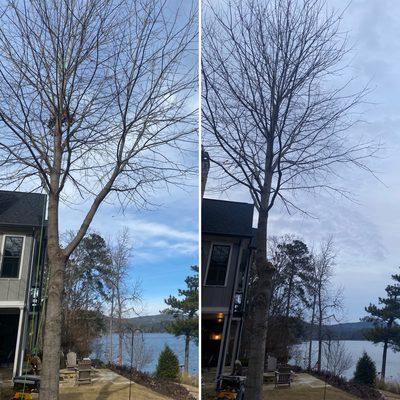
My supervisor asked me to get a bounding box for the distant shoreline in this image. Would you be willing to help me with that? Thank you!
[103,313,175,334]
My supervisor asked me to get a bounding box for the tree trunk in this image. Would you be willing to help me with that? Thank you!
[381,339,388,381]
[283,274,294,361]
[381,319,394,381]
[184,335,190,374]
[39,196,66,400]
[118,332,123,366]
[244,188,274,400]
[317,301,323,372]
[109,289,114,363]
[117,292,123,365]
[285,275,293,319]
[308,293,317,370]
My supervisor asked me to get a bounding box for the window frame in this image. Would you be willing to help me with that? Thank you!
[0,234,25,279]
[204,242,233,287]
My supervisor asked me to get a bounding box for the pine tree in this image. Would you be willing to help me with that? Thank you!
[363,272,400,381]
[353,352,376,386]
[62,232,112,356]
[163,265,198,374]
[155,345,180,380]
[268,238,314,362]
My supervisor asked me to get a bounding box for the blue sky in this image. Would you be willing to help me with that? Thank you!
[59,172,198,315]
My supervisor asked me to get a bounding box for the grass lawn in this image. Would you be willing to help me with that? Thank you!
[203,386,358,400]
[60,381,171,400]
[59,369,172,400]
[2,369,189,400]
[262,386,358,399]
[202,373,359,400]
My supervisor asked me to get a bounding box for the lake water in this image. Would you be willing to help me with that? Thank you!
[93,333,198,375]
[294,341,400,381]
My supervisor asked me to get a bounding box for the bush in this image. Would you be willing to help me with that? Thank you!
[155,345,180,380]
[353,352,377,386]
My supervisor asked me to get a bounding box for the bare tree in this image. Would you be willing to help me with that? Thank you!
[124,334,154,371]
[323,339,353,377]
[312,238,343,372]
[109,228,142,366]
[307,255,318,371]
[0,1,196,398]
[202,0,374,397]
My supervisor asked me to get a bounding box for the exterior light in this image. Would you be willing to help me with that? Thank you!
[216,312,224,322]
[211,333,222,341]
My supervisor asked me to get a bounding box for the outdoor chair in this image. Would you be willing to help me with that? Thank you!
[75,359,92,385]
[13,374,41,391]
[274,370,291,388]
[66,351,77,370]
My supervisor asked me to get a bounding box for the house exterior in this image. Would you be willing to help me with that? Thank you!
[0,190,47,377]
[201,198,256,381]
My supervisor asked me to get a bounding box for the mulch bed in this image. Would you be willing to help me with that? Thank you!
[309,370,387,400]
[107,364,196,400]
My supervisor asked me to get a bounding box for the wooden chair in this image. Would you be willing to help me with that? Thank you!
[66,351,77,370]
[75,359,92,385]
[274,370,291,388]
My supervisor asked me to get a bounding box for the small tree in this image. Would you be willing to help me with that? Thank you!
[312,239,343,372]
[324,340,353,377]
[353,352,376,386]
[108,228,142,366]
[124,335,153,371]
[163,265,198,374]
[155,345,180,380]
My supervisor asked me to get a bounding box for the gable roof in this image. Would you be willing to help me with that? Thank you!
[0,190,47,228]
[202,198,254,237]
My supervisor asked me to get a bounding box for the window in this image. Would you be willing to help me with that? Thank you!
[205,244,231,286]
[233,292,243,313]
[1,236,24,278]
